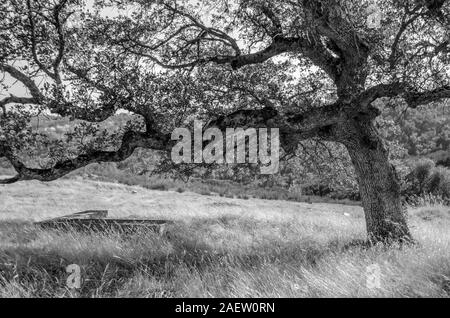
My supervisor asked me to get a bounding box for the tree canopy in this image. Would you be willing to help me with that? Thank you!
[1,0,448,183]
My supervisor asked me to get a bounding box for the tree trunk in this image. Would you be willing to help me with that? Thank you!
[337,117,412,244]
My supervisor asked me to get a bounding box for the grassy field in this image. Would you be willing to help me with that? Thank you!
[0,177,449,297]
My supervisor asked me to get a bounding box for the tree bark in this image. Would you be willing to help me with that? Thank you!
[336,116,412,244]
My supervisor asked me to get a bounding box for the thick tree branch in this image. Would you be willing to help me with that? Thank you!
[358,82,450,108]
[404,85,450,107]
[302,0,370,60]
[0,64,44,103]
[132,35,339,80]
[0,95,38,108]
[0,99,345,184]
[0,175,21,184]
[0,130,170,183]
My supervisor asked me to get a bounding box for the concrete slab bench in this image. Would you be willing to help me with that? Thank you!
[35,210,173,235]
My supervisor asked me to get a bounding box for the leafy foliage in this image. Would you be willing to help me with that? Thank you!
[403,159,450,202]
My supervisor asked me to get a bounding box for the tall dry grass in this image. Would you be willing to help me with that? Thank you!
[0,200,448,298]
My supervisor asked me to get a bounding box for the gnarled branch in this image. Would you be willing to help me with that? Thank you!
[358,82,450,108]
[0,130,170,183]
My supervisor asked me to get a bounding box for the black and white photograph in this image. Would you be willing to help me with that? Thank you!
[0,0,449,302]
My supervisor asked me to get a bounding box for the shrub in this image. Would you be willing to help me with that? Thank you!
[301,183,334,197]
[403,159,450,204]
[145,182,168,191]
[408,159,435,193]
[426,167,450,198]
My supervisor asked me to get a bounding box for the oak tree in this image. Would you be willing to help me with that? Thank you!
[1,0,449,243]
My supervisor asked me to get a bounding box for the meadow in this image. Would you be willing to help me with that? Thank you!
[0,177,449,297]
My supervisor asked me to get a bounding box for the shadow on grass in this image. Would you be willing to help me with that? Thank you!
[0,219,372,297]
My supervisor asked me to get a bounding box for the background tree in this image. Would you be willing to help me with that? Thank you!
[0,0,449,243]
